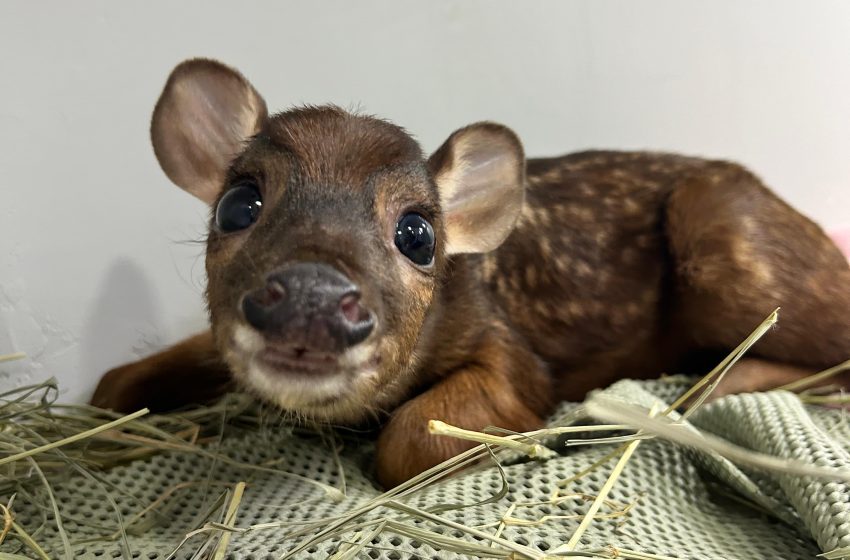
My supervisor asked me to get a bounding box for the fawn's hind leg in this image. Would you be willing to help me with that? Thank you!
[665,163,850,372]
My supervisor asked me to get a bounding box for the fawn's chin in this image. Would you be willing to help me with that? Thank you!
[242,359,350,409]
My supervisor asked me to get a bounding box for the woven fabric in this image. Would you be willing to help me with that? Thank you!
[4,378,848,559]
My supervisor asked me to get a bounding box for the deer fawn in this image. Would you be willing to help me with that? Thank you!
[93,59,850,487]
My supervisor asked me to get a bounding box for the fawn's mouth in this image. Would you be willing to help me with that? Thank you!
[228,323,380,414]
[258,343,341,376]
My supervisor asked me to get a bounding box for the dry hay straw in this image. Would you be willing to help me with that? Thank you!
[1,309,849,559]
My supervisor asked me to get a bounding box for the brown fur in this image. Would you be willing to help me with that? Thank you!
[93,59,850,488]
[90,332,233,412]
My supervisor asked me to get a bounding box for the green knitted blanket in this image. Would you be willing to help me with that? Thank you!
[2,377,848,559]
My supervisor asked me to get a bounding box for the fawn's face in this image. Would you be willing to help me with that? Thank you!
[150,59,526,422]
[205,110,445,422]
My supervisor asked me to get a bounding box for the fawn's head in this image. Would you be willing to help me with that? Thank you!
[151,59,526,422]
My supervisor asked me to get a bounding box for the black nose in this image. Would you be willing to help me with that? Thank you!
[241,262,375,352]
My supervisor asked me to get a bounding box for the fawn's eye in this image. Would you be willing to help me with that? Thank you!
[215,182,263,232]
[394,213,435,266]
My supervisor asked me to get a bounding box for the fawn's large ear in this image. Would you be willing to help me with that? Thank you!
[151,59,268,204]
[428,123,526,255]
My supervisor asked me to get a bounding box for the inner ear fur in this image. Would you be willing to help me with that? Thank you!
[150,59,268,204]
[428,123,526,255]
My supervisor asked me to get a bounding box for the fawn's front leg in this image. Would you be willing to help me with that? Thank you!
[91,331,233,413]
[375,339,553,488]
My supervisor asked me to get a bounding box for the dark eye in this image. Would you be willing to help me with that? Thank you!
[394,213,435,266]
[215,182,263,232]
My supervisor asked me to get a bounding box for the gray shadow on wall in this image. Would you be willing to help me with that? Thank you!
[78,258,163,399]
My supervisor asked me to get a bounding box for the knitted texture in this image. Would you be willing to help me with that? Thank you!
[3,378,847,559]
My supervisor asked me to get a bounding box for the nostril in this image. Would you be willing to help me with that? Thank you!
[242,281,287,332]
[339,292,369,324]
[339,290,374,346]
[258,280,286,307]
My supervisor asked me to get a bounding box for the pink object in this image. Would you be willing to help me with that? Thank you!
[830,228,850,260]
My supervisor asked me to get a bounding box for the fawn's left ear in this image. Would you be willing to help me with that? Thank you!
[428,123,525,255]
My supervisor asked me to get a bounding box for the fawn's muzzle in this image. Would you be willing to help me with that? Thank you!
[241,262,375,353]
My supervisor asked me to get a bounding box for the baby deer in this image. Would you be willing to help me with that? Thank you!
[93,59,850,488]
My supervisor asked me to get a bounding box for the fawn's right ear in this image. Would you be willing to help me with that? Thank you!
[151,59,268,204]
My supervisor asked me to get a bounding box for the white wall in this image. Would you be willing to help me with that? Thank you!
[2,0,849,402]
